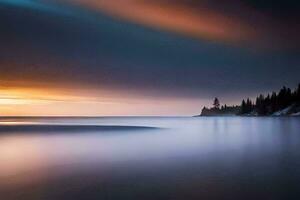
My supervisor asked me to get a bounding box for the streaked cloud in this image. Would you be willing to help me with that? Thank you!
[67,0,300,48]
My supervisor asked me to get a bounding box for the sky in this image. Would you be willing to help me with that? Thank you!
[0,0,299,116]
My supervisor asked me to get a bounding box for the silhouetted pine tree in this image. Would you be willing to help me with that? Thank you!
[246,98,252,113]
[297,84,300,103]
[286,88,292,106]
[213,98,220,110]
[256,94,267,115]
[240,99,247,114]
[270,92,278,113]
[278,86,288,110]
[265,95,271,114]
[292,89,297,103]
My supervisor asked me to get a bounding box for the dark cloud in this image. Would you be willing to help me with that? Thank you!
[153,0,300,19]
[242,0,300,19]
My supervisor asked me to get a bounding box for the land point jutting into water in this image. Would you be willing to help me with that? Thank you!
[199,84,300,117]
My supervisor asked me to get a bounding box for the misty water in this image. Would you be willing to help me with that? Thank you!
[0,117,299,200]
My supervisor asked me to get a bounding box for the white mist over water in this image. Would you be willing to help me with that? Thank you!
[0,117,299,200]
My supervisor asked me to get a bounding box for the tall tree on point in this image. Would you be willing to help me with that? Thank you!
[213,98,220,110]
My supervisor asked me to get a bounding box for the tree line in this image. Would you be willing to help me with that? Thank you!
[200,83,300,116]
[201,98,240,116]
[239,84,300,115]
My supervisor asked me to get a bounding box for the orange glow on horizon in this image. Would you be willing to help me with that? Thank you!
[0,88,82,106]
[0,87,208,116]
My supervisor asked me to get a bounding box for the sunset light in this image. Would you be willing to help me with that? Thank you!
[0,1,300,199]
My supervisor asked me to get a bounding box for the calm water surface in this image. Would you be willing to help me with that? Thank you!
[0,117,299,200]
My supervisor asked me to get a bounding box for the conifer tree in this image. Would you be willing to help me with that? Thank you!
[213,98,220,109]
[270,92,278,113]
[240,99,246,114]
[297,83,300,103]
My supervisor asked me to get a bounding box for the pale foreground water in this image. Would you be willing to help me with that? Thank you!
[0,117,299,200]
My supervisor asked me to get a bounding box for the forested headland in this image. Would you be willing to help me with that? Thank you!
[199,83,300,116]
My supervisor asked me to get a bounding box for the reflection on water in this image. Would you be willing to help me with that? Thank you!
[0,117,299,200]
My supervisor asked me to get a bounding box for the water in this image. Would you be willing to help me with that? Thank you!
[0,117,299,200]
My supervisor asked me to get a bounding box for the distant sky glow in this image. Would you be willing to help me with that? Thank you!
[0,0,299,115]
